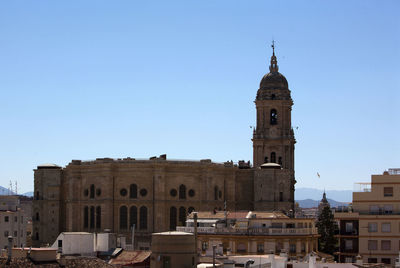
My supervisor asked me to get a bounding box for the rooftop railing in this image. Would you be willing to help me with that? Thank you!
[176,226,318,235]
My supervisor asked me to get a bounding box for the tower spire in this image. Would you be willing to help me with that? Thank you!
[269,40,279,73]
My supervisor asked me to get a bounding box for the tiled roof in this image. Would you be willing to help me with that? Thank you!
[109,250,151,266]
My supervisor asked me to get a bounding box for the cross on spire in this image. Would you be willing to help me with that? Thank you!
[269,40,278,73]
[271,40,275,56]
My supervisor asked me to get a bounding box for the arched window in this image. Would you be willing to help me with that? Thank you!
[139,206,147,230]
[130,184,137,199]
[119,206,128,230]
[278,157,282,166]
[129,206,137,229]
[84,206,88,228]
[179,184,186,199]
[270,109,278,125]
[35,232,39,240]
[90,206,95,229]
[188,207,195,214]
[170,207,177,230]
[214,186,218,200]
[96,206,101,229]
[90,184,95,199]
[35,191,40,200]
[179,207,187,226]
[35,212,39,221]
[271,152,276,163]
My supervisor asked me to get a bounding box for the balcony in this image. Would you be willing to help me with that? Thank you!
[176,226,318,236]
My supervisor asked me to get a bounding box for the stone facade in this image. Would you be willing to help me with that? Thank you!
[33,47,296,247]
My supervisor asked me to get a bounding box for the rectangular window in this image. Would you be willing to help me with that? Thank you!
[289,244,296,253]
[381,240,391,250]
[5,216,9,222]
[384,187,393,197]
[298,223,303,228]
[345,257,353,263]
[368,240,377,250]
[345,222,353,233]
[382,223,391,232]
[4,231,8,237]
[345,239,353,250]
[368,258,377,263]
[58,240,62,248]
[20,216,23,223]
[14,216,17,222]
[13,231,17,237]
[202,241,208,251]
[383,205,393,214]
[369,205,379,214]
[368,223,377,232]
[257,243,264,253]
[381,258,391,264]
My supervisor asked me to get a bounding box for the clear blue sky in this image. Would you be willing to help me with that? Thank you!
[0,1,399,194]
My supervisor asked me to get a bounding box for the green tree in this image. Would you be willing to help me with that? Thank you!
[316,205,338,254]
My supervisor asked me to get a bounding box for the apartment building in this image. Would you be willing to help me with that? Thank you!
[177,210,318,258]
[335,168,400,265]
[0,196,27,249]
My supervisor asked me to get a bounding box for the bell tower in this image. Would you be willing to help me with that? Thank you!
[252,42,296,213]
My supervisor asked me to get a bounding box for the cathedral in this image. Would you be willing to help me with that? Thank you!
[33,45,296,248]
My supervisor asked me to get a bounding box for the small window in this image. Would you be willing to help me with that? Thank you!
[382,223,391,232]
[90,184,95,199]
[368,222,377,232]
[130,184,137,199]
[383,205,393,214]
[257,243,264,253]
[202,241,208,251]
[170,189,177,197]
[345,222,353,233]
[4,231,9,237]
[278,157,282,166]
[214,186,218,200]
[345,239,353,250]
[271,152,276,163]
[188,189,195,197]
[381,258,391,265]
[140,188,147,197]
[58,240,62,248]
[179,185,186,200]
[368,240,377,250]
[368,258,377,263]
[218,190,222,198]
[381,240,391,250]
[14,216,18,222]
[13,231,17,237]
[369,205,379,214]
[384,187,393,197]
[289,244,296,253]
[120,188,127,196]
[5,216,9,222]
[270,109,278,125]
[84,189,89,197]
[96,188,101,196]
[279,192,283,202]
[264,157,268,163]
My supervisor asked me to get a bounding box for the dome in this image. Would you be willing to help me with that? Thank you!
[259,71,288,90]
[260,163,281,169]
